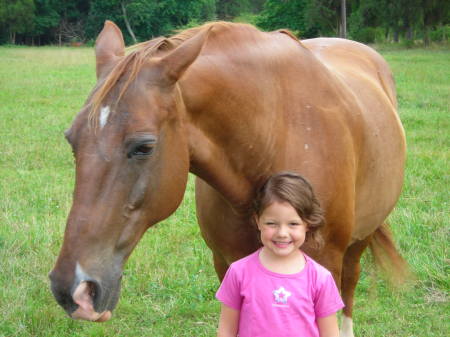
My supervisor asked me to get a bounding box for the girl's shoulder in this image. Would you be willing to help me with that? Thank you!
[303,254,334,282]
[229,249,260,271]
[225,250,263,283]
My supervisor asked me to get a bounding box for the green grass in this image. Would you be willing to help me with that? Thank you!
[0,45,449,336]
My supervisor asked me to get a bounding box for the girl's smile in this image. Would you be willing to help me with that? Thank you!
[273,241,293,248]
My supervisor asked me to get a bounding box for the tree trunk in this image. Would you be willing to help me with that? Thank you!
[121,1,137,44]
[424,26,430,46]
[10,31,16,44]
[406,26,413,40]
[340,0,347,38]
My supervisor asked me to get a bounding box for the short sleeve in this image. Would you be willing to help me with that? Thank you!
[215,264,243,311]
[314,271,345,318]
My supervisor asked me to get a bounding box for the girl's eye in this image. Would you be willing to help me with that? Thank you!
[265,222,276,226]
[289,222,299,226]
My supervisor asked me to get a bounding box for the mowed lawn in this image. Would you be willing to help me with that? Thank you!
[0,44,448,337]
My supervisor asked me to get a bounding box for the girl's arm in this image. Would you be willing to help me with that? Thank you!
[317,313,340,337]
[217,303,240,337]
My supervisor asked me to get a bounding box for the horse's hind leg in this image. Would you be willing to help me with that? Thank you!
[340,235,373,337]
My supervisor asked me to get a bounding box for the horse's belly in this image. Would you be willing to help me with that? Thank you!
[353,108,406,241]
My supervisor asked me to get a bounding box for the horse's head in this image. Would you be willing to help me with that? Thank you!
[49,21,209,321]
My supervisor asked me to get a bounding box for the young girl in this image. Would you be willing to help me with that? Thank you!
[216,172,343,337]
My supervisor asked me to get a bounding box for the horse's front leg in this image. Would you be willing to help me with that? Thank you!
[194,178,260,281]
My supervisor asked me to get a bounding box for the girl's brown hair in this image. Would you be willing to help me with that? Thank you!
[253,172,325,248]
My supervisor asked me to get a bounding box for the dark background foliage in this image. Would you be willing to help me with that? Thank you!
[0,0,448,45]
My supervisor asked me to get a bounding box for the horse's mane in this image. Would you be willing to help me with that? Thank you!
[88,21,235,127]
[88,22,300,128]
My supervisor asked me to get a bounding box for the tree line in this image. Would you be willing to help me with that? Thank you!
[0,0,448,46]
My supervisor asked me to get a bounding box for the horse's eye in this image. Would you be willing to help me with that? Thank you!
[129,143,154,158]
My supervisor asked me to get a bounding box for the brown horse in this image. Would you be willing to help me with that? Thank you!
[49,21,407,335]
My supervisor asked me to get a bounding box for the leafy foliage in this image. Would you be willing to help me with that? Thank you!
[256,0,307,36]
[0,1,448,45]
[0,0,35,43]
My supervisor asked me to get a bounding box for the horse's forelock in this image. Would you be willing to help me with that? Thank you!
[88,37,169,128]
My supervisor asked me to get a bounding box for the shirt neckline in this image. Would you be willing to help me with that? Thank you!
[254,248,310,278]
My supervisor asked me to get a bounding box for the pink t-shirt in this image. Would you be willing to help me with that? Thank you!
[216,249,344,337]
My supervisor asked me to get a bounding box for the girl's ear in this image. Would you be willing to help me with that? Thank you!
[303,219,309,231]
[254,214,261,230]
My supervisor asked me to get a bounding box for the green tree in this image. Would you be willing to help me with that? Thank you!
[0,0,35,44]
[304,0,344,36]
[402,0,422,40]
[256,0,356,38]
[422,0,450,45]
[85,0,122,43]
[216,0,250,20]
[347,0,382,42]
[256,0,314,37]
[54,0,90,44]
[33,0,60,45]
[249,0,266,13]
[87,0,217,44]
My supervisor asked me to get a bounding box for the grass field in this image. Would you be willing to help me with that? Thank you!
[0,45,448,337]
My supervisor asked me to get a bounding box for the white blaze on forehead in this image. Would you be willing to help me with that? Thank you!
[99,106,110,129]
[340,316,355,337]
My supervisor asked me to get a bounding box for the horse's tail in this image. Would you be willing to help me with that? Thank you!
[369,223,409,285]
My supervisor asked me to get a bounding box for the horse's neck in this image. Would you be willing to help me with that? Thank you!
[181,82,279,210]
[185,115,274,210]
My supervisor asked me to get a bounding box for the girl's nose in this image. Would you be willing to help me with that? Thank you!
[277,224,289,237]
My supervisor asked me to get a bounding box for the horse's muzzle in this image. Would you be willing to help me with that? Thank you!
[49,264,121,322]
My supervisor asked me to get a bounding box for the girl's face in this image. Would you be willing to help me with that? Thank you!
[256,201,308,259]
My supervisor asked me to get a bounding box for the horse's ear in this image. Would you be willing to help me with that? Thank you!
[158,27,212,85]
[95,21,125,79]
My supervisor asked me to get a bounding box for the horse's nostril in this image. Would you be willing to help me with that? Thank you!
[72,279,102,313]
[85,280,98,302]
[89,282,95,297]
